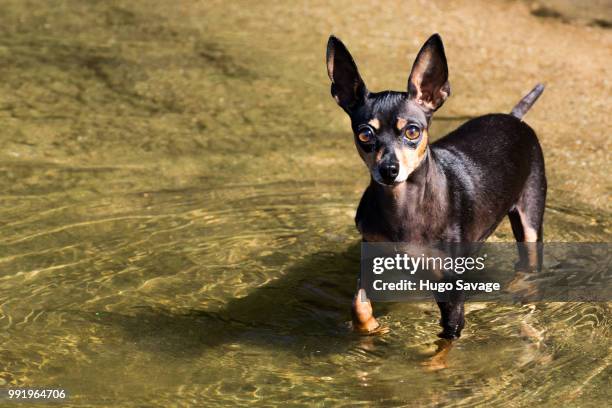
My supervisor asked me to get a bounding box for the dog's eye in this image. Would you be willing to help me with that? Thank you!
[405,125,421,140]
[358,127,374,143]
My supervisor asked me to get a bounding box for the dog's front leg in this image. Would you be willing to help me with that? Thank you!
[436,290,465,339]
[352,288,381,333]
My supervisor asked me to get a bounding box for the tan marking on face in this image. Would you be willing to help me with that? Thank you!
[396,118,407,130]
[375,147,385,162]
[368,118,380,130]
[396,129,429,174]
[416,129,428,157]
[355,140,375,169]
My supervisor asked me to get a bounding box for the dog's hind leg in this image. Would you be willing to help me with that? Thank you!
[510,166,546,245]
[510,170,546,243]
[507,166,546,297]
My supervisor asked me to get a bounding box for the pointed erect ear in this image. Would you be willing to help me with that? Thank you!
[407,34,451,112]
[326,35,367,112]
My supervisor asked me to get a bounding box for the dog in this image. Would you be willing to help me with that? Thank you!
[325,34,546,339]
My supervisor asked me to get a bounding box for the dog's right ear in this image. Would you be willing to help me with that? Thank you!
[326,36,367,113]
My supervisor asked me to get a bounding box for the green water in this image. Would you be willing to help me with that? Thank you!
[0,1,610,406]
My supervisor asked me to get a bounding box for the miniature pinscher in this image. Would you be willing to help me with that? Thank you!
[326,34,546,339]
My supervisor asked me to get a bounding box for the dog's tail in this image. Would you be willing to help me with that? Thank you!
[510,83,545,120]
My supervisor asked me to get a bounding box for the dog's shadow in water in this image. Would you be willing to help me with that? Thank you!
[92,242,394,357]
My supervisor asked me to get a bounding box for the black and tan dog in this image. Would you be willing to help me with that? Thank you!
[326,34,546,339]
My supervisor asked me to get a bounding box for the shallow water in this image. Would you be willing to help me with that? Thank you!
[0,1,610,406]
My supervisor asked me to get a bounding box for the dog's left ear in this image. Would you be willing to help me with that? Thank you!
[407,34,450,112]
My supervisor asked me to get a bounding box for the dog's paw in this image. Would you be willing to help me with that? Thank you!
[351,289,384,334]
[421,339,453,371]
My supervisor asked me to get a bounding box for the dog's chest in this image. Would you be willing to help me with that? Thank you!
[355,184,457,242]
[356,210,441,242]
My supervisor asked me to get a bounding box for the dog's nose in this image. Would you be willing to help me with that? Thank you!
[379,161,399,183]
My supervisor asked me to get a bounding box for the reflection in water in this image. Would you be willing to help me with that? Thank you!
[0,0,610,406]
